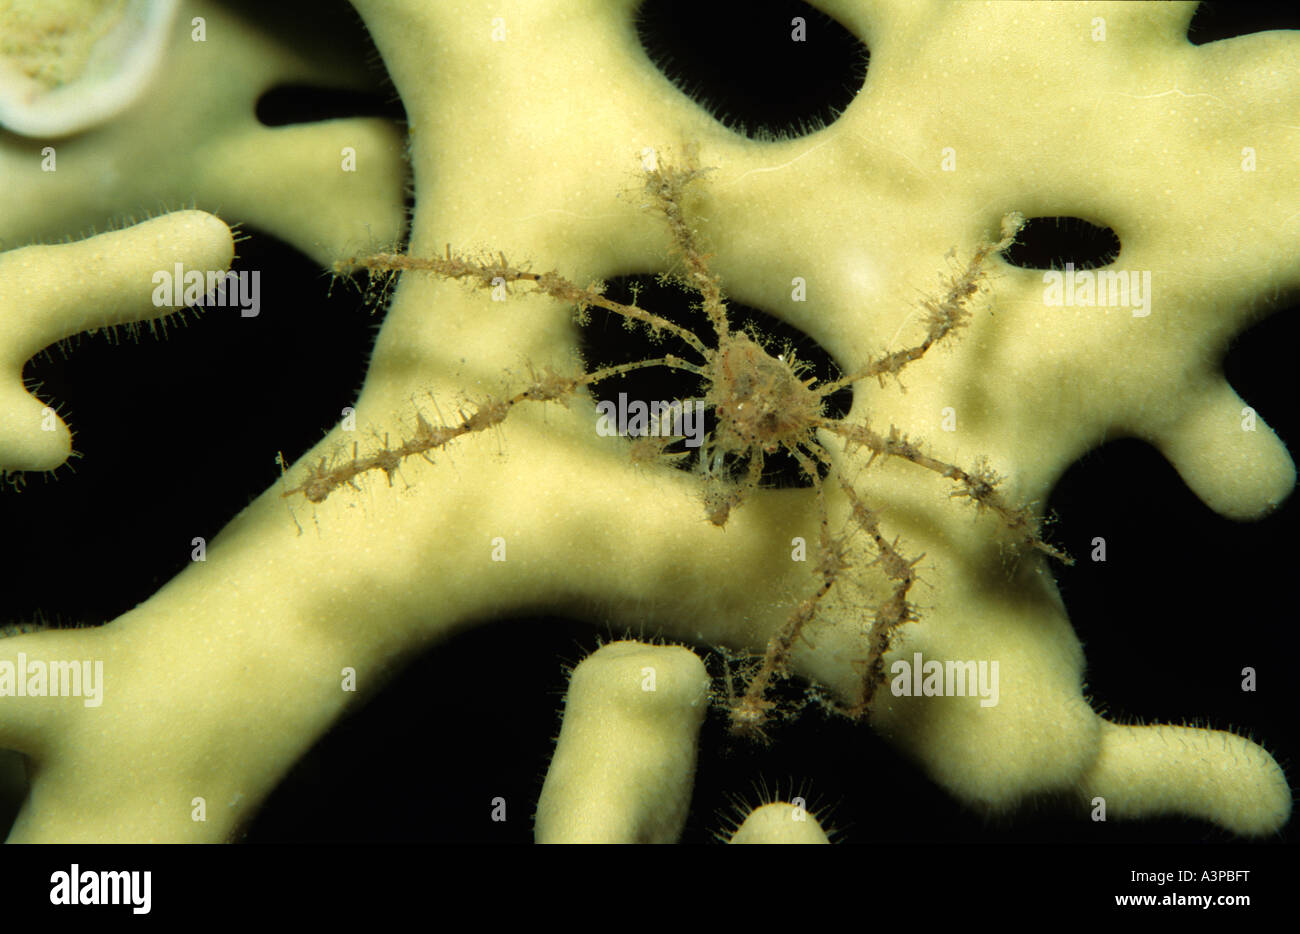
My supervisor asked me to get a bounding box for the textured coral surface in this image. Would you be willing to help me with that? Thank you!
[0,0,1296,844]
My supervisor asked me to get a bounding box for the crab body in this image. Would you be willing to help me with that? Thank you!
[705,332,823,458]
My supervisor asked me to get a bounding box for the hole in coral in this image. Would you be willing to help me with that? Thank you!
[220,0,407,127]
[1001,217,1121,271]
[576,273,852,489]
[1187,1,1300,45]
[633,0,868,140]
[256,84,406,127]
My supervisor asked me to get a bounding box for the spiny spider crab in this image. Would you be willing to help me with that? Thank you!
[288,152,1070,738]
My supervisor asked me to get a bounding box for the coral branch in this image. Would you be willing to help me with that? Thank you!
[536,642,710,843]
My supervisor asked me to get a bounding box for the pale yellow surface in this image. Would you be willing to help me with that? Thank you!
[535,642,710,843]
